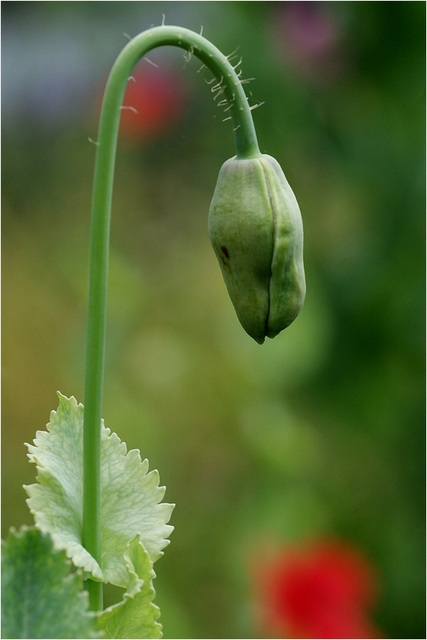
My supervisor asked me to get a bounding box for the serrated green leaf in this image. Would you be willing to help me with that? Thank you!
[97,536,162,639]
[25,393,174,588]
[1,526,97,639]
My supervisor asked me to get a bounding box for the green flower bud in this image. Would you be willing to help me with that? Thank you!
[208,154,305,344]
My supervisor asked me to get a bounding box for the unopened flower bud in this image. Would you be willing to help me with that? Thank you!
[208,154,305,344]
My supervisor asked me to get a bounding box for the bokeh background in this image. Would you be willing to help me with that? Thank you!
[2,2,425,638]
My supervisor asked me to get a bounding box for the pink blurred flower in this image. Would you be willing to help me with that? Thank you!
[118,64,187,141]
[254,539,383,638]
[273,2,346,83]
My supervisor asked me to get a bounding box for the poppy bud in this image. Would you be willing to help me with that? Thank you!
[208,154,305,344]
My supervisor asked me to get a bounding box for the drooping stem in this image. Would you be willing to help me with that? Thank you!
[82,25,261,610]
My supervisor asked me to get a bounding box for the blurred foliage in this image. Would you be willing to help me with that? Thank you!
[2,2,425,639]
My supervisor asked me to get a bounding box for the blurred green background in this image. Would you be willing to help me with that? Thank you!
[2,2,425,638]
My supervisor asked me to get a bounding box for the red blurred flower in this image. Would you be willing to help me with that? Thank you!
[118,63,187,141]
[254,539,383,639]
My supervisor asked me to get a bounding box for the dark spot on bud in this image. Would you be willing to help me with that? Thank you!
[219,245,231,272]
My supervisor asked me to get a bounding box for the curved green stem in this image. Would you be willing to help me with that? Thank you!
[82,25,260,610]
